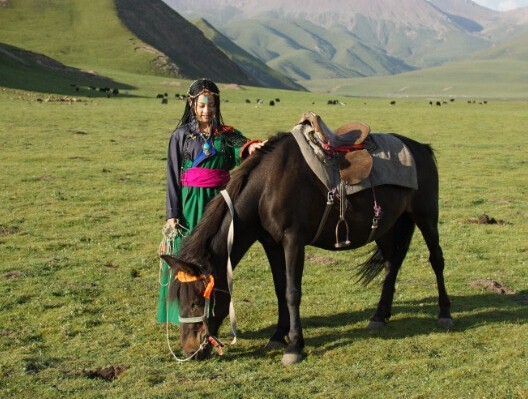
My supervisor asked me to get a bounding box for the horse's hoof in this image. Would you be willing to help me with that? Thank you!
[437,318,454,329]
[281,353,303,366]
[264,339,287,350]
[367,320,386,331]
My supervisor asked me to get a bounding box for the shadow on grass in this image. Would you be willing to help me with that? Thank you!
[230,291,528,359]
[0,42,141,98]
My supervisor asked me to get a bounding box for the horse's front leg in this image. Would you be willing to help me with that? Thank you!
[281,235,305,365]
[262,242,289,348]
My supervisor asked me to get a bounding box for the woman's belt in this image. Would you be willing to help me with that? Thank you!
[181,167,230,188]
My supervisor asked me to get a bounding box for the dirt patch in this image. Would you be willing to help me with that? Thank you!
[104,261,119,269]
[0,225,20,236]
[161,81,182,87]
[467,213,509,225]
[85,365,126,381]
[36,96,85,104]
[222,83,244,90]
[307,254,336,266]
[468,278,516,295]
[4,270,24,280]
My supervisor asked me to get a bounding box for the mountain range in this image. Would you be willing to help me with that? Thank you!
[163,0,528,81]
[1,0,527,97]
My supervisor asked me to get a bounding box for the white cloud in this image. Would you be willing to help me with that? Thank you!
[472,0,528,10]
[497,1,520,10]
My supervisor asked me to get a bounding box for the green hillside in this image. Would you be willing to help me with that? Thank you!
[0,0,158,75]
[0,43,135,96]
[193,18,305,91]
[472,31,528,62]
[224,19,414,80]
[301,59,528,99]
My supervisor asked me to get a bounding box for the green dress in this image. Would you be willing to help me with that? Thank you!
[157,124,249,324]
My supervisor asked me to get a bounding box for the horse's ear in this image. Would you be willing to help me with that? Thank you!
[160,255,202,276]
[160,254,178,270]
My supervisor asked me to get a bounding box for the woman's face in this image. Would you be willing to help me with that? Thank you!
[192,93,216,128]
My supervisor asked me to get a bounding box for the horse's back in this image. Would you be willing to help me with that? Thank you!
[390,134,439,215]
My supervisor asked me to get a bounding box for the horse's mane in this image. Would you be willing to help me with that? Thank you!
[177,132,292,271]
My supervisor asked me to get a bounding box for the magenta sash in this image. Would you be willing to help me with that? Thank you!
[181,167,230,188]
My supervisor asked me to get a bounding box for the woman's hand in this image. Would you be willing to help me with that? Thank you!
[166,218,176,229]
[248,140,267,155]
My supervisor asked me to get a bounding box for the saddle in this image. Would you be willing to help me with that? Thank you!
[297,112,373,185]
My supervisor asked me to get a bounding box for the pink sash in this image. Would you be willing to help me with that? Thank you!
[181,167,230,188]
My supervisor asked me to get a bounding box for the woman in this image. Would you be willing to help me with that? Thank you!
[157,78,263,324]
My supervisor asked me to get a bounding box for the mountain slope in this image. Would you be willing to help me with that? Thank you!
[471,30,528,62]
[301,58,528,99]
[0,0,160,75]
[163,0,495,78]
[114,0,253,84]
[224,19,415,80]
[0,42,134,95]
[0,0,289,87]
[192,18,305,90]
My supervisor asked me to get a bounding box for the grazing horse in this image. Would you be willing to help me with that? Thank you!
[162,129,452,365]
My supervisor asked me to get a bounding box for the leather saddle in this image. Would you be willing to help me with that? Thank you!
[297,112,373,185]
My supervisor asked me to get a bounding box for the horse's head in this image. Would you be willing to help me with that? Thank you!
[161,255,227,360]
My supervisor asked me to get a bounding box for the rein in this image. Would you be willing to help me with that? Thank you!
[220,189,238,344]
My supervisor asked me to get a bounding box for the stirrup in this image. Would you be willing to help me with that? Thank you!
[335,218,351,248]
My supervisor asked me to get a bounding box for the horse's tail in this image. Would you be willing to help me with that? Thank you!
[356,247,385,286]
[356,212,416,286]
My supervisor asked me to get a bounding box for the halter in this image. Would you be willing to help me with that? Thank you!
[176,271,214,324]
[174,271,226,357]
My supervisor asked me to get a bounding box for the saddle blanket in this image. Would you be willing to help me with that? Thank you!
[291,124,418,195]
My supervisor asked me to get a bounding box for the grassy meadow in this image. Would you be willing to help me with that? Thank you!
[1,73,527,398]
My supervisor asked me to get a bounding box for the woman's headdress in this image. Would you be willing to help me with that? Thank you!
[187,78,220,101]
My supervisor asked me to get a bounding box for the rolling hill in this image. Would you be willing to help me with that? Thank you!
[0,0,301,90]
[300,58,528,99]
[223,19,415,80]
[192,18,304,90]
[0,42,134,95]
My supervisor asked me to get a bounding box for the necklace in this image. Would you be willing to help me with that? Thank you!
[200,131,212,155]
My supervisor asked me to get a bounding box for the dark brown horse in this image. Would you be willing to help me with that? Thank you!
[162,129,452,365]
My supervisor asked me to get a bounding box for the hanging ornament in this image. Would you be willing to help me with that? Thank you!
[203,139,211,156]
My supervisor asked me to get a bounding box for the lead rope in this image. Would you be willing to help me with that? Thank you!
[159,222,205,362]
[220,190,238,345]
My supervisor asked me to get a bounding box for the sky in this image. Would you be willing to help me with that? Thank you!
[472,0,528,11]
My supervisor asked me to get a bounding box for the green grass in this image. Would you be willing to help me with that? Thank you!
[1,74,527,398]
[0,0,157,75]
[300,59,528,99]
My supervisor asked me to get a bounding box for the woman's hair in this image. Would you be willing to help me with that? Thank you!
[177,78,224,131]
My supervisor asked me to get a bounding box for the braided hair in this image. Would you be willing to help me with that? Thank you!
[177,78,224,132]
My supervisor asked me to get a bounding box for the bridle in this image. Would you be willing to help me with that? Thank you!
[168,271,227,361]
[165,189,238,362]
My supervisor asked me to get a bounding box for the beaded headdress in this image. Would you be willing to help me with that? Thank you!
[187,78,220,101]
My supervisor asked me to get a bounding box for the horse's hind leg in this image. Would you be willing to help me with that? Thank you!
[369,212,416,329]
[413,213,453,328]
